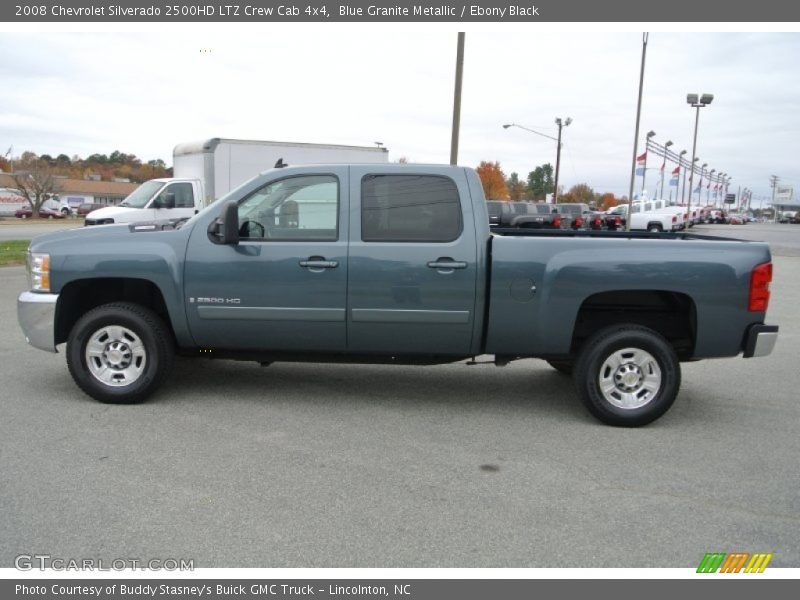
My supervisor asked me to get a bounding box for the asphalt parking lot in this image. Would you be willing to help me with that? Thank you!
[1,224,798,568]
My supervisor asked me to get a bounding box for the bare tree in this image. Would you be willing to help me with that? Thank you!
[11,160,61,218]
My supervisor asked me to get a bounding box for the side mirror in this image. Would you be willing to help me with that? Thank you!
[220,202,239,245]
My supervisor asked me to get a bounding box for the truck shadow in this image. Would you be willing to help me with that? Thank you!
[158,356,593,423]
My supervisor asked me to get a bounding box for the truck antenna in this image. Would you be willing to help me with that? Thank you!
[274,158,287,168]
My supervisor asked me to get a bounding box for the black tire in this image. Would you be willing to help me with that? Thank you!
[573,325,681,427]
[647,223,663,232]
[66,302,174,404]
[546,359,573,376]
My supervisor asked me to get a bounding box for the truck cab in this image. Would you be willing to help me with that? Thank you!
[84,178,202,226]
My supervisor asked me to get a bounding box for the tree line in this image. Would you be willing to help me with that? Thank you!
[475,160,623,210]
[0,150,172,216]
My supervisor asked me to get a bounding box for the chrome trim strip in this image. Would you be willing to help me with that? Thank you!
[197,306,345,322]
[351,308,470,324]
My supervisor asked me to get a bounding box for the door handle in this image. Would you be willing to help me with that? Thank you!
[427,260,468,270]
[299,259,339,269]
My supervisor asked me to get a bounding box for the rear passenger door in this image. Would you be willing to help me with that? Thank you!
[347,167,478,355]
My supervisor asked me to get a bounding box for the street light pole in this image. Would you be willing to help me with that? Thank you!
[660,140,673,200]
[707,169,716,204]
[678,149,687,205]
[626,32,649,231]
[686,93,713,227]
[502,123,561,201]
[641,130,656,199]
[553,117,572,203]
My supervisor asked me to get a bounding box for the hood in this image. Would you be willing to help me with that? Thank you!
[85,206,151,222]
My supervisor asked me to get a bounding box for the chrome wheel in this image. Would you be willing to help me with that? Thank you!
[84,325,147,387]
[598,347,661,410]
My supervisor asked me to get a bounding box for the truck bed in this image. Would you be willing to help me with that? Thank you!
[484,230,771,360]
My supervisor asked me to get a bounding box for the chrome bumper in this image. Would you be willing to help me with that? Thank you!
[17,291,59,353]
[743,324,779,358]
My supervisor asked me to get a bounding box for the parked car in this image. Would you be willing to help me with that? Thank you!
[77,203,105,217]
[556,203,594,230]
[606,204,679,232]
[14,206,65,219]
[728,215,744,225]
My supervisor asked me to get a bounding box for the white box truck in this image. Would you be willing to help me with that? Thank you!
[85,138,389,225]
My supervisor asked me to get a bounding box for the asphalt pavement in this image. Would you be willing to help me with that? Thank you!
[0,226,798,568]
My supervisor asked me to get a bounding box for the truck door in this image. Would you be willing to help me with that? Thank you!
[151,181,198,220]
[184,168,349,352]
[346,167,478,355]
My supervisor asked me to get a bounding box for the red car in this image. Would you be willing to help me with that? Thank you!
[14,206,65,219]
[77,203,105,216]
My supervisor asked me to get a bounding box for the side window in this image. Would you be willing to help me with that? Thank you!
[237,175,338,241]
[162,182,194,208]
[361,174,462,242]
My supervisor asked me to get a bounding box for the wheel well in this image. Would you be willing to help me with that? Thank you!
[571,290,696,360]
[55,278,174,346]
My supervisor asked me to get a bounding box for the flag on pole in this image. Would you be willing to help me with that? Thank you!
[670,167,679,186]
[660,157,666,172]
[637,152,647,166]
[694,185,701,193]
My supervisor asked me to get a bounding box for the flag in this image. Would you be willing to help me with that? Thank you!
[637,152,647,166]
[660,157,666,172]
[707,181,711,189]
[671,166,680,177]
[669,178,678,187]
[635,167,645,176]
[694,185,701,193]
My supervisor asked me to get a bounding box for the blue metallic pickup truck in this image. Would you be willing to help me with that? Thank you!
[17,164,778,426]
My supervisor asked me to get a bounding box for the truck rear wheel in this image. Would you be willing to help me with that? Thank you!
[573,325,680,427]
[66,302,174,404]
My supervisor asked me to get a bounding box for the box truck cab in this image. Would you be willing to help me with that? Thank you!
[84,178,202,225]
[84,138,389,226]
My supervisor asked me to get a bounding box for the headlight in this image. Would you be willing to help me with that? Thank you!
[27,252,50,292]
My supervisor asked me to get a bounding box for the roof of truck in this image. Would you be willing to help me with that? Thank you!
[173,138,390,157]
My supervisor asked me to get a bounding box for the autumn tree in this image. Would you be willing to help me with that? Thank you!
[476,161,510,200]
[11,156,61,218]
[567,183,596,204]
[526,163,554,200]
[506,172,527,200]
[599,193,620,211]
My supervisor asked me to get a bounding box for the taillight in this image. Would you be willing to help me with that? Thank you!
[553,215,561,228]
[672,215,677,223]
[614,216,621,226]
[594,217,601,228]
[574,217,583,228]
[749,262,772,312]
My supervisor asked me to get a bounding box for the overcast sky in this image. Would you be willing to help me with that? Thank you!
[1,31,798,200]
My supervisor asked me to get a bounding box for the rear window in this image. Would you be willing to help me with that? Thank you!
[533,204,553,215]
[361,174,462,242]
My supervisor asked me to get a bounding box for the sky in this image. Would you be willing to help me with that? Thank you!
[1,30,798,201]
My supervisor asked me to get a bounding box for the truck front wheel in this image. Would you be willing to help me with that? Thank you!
[66,302,174,404]
[573,325,680,427]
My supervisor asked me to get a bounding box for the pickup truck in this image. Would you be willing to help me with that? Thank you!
[85,178,202,226]
[17,164,778,427]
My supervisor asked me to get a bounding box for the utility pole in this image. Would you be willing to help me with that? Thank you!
[626,32,649,231]
[449,32,465,165]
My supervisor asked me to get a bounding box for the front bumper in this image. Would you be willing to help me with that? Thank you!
[17,291,59,353]
[743,324,779,358]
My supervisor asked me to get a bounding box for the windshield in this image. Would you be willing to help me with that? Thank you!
[120,180,165,208]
